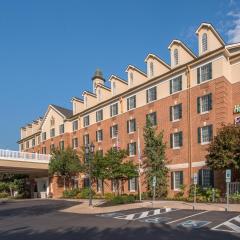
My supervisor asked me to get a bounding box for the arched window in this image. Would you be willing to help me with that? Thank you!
[149,62,154,77]
[98,89,101,102]
[130,72,134,86]
[202,33,208,52]
[112,82,116,95]
[174,49,179,66]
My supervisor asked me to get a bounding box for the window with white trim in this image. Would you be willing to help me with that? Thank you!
[59,141,64,150]
[198,169,213,187]
[83,134,89,146]
[127,95,136,110]
[59,124,64,134]
[26,141,29,149]
[96,129,103,142]
[146,86,157,103]
[112,81,116,95]
[146,112,157,126]
[42,132,47,141]
[170,104,182,121]
[170,131,183,149]
[149,62,154,77]
[197,62,212,83]
[110,103,118,117]
[83,115,90,127]
[96,109,103,122]
[170,75,182,94]
[202,33,208,53]
[174,49,179,66]
[97,179,103,192]
[197,93,212,114]
[129,72,134,86]
[72,120,78,131]
[128,142,136,156]
[32,138,35,147]
[50,128,55,138]
[128,178,137,192]
[110,124,118,139]
[171,171,183,190]
[127,119,136,133]
[72,138,78,149]
[42,146,47,154]
[198,125,213,144]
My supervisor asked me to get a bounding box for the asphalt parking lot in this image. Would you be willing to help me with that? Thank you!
[0,200,240,240]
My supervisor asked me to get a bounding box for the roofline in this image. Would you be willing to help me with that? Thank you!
[96,83,111,91]
[226,42,240,49]
[168,39,197,58]
[125,65,147,77]
[82,91,97,98]
[144,53,171,69]
[68,46,225,120]
[108,75,128,84]
[71,97,84,103]
[17,131,41,144]
[195,22,225,46]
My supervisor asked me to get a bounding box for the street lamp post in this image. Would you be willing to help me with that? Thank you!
[85,143,95,207]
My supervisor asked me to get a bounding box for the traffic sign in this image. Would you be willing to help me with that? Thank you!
[226,169,231,183]
[193,173,198,185]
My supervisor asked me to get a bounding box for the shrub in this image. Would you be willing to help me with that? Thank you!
[111,195,135,205]
[62,188,81,199]
[0,182,9,193]
[77,188,96,199]
[230,192,240,202]
[104,192,115,201]
[0,192,9,199]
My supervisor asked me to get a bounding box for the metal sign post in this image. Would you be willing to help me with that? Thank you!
[152,176,156,208]
[193,173,198,210]
[226,169,231,212]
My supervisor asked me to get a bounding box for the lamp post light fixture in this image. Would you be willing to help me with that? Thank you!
[85,143,95,206]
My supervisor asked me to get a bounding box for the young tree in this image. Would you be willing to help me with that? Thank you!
[143,118,168,198]
[206,124,240,171]
[104,148,138,195]
[49,148,82,190]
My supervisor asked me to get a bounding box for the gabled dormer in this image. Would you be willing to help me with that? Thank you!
[144,54,171,78]
[125,65,147,88]
[71,97,84,115]
[109,75,128,96]
[95,83,111,102]
[92,68,105,93]
[196,23,225,56]
[82,91,97,109]
[168,40,196,68]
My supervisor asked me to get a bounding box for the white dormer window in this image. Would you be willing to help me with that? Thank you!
[202,33,208,53]
[149,62,154,77]
[129,72,134,86]
[98,89,101,102]
[85,96,88,108]
[174,49,179,66]
[73,102,76,114]
[112,81,116,96]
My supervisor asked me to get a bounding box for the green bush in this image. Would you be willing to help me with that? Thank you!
[111,195,135,205]
[77,188,96,199]
[62,188,81,198]
[0,192,9,199]
[0,182,9,192]
[230,192,240,202]
[104,192,115,201]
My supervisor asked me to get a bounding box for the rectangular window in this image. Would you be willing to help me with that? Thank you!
[127,95,136,110]
[127,119,136,133]
[170,104,182,121]
[72,120,78,131]
[197,93,212,114]
[110,125,118,139]
[72,138,78,149]
[128,142,136,156]
[26,141,29,149]
[198,125,213,144]
[96,109,103,122]
[59,141,64,150]
[83,134,90,146]
[97,179,103,193]
[170,132,183,149]
[59,124,65,134]
[42,146,47,154]
[146,86,157,103]
[32,139,35,147]
[128,178,137,192]
[50,144,55,151]
[83,115,90,127]
[96,129,103,142]
[171,171,183,190]
[170,75,182,94]
[197,62,212,83]
[42,132,46,141]
[146,112,157,126]
[110,103,118,117]
[111,179,117,192]
[198,169,214,187]
[21,143,24,151]
[50,128,55,138]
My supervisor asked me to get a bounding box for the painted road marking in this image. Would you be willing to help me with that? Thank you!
[166,210,210,225]
[212,215,240,233]
[178,220,211,229]
[115,208,177,221]
[96,212,125,218]
[140,217,172,224]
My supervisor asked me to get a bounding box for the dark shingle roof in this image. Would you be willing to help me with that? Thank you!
[51,104,73,118]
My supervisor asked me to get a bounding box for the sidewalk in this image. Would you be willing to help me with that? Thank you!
[62,199,240,214]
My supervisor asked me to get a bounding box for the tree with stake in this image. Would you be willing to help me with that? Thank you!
[143,118,168,198]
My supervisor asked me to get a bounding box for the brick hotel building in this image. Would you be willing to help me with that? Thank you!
[18,23,240,198]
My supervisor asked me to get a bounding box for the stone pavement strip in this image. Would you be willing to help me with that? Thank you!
[61,200,240,214]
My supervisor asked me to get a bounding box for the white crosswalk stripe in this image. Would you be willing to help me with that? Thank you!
[212,215,240,233]
[114,208,176,221]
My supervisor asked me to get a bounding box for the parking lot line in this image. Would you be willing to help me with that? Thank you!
[212,215,240,233]
[166,210,210,225]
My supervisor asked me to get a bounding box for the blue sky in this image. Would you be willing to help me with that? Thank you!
[0,0,239,150]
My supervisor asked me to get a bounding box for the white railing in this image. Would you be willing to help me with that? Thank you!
[0,149,51,163]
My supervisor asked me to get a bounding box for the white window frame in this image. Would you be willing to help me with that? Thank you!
[200,95,210,114]
[72,120,78,131]
[127,95,136,111]
[172,104,181,122]
[128,119,136,133]
[201,126,211,145]
[149,62,154,77]
[199,63,212,83]
[202,33,208,53]
[112,81,116,96]
[129,178,137,192]
[172,132,181,149]
[129,142,136,157]
[59,124,64,134]
[83,134,89,146]
[111,125,118,139]
[83,115,90,127]
[110,102,118,117]
[170,75,182,94]
[72,138,78,149]
[173,171,182,191]
[50,128,55,138]
[146,86,157,103]
[173,49,179,66]
[96,130,103,142]
[96,109,103,122]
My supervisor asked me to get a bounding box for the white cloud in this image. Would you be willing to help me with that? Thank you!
[227,11,240,43]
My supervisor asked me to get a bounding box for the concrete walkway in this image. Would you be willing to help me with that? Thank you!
[62,199,240,214]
